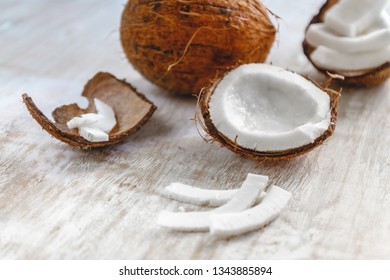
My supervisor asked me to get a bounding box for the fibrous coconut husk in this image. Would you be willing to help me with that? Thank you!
[22,72,156,149]
[120,0,276,95]
[303,0,390,87]
[197,73,340,161]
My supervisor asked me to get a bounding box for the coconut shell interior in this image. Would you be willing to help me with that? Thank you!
[302,0,390,86]
[199,74,340,161]
[22,72,157,149]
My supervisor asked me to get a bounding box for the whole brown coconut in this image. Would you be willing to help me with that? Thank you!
[120,0,276,95]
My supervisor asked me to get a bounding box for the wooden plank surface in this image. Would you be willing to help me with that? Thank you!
[0,0,389,259]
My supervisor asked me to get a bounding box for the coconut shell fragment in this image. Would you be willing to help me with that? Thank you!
[22,72,156,149]
[303,0,390,86]
[198,65,340,161]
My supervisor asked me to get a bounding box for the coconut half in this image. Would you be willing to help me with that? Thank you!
[22,72,156,149]
[199,64,339,161]
[303,0,390,86]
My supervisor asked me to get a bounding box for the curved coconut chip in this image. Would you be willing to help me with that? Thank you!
[22,72,156,149]
[197,73,340,161]
[303,0,390,86]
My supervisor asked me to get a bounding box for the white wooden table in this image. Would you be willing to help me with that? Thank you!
[0,0,389,259]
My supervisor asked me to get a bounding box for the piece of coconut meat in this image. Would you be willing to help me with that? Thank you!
[210,185,292,238]
[66,98,117,142]
[306,12,390,53]
[324,0,389,37]
[94,98,116,133]
[165,183,236,207]
[157,174,268,231]
[67,113,103,129]
[165,183,266,207]
[208,64,331,152]
[311,45,390,71]
[79,126,109,142]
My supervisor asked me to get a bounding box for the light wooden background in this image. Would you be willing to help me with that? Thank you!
[0,0,389,259]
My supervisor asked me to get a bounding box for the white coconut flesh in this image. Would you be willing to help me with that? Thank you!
[165,183,236,207]
[311,45,390,71]
[209,185,292,238]
[324,0,389,37]
[208,64,331,152]
[94,98,116,133]
[66,98,116,142]
[306,12,390,53]
[79,126,109,142]
[67,113,103,129]
[157,174,268,231]
[165,183,266,207]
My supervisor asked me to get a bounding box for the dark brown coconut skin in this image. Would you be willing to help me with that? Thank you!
[199,73,340,161]
[120,0,276,95]
[303,0,390,87]
[22,72,156,149]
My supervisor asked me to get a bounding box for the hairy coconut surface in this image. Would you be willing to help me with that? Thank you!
[303,0,390,86]
[22,72,156,149]
[198,66,340,161]
[120,0,276,95]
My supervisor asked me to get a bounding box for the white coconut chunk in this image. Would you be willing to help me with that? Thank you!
[93,98,116,133]
[208,64,331,152]
[66,99,116,140]
[157,210,210,231]
[78,126,109,142]
[311,45,390,71]
[324,0,389,37]
[214,174,268,213]
[306,12,390,53]
[67,113,103,129]
[165,183,266,207]
[210,185,292,238]
[165,183,237,207]
[157,173,268,231]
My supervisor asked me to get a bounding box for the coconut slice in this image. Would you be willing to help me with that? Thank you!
[303,0,390,86]
[165,183,237,207]
[306,12,390,53]
[93,98,116,133]
[78,126,109,142]
[66,113,103,129]
[157,174,268,231]
[311,45,390,71]
[22,72,157,149]
[210,185,292,238]
[164,182,266,207]
[324,0,388,37]
[198,63,339,161]
[66,98,117,141]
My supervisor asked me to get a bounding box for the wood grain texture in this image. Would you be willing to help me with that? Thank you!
[0,0,389,259]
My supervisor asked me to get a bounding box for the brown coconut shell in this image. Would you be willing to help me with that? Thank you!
[22,72,156,149]
[120,0,276,95]
[198,73,340,161]
[303,0,390,86]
